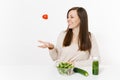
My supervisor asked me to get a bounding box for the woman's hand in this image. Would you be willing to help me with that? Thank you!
[38,40,54,50]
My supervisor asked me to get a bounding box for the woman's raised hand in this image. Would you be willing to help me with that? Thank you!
[38,40,54,50]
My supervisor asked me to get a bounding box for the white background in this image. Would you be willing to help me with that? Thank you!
[0,0,120,66]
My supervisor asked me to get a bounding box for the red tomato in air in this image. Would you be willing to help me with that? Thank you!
[42,14,48,19]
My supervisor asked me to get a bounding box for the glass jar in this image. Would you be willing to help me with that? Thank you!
[92,57,99,75]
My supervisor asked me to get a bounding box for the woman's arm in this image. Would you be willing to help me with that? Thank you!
[49,31,65,61]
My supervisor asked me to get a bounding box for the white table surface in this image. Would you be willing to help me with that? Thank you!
[0,65,120,80]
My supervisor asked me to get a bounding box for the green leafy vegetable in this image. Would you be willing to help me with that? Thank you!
[57,62,74,75]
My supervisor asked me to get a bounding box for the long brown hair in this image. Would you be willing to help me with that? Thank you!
[63,7,91,52]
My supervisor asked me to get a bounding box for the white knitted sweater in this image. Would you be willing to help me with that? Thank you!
[49,31,100,68]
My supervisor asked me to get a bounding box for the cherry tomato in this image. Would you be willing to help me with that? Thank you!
[42,14,48,19]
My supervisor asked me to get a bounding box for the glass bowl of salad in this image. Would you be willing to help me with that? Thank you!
[56,62,74,75]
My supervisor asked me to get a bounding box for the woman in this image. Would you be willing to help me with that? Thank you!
[38,7,100,68]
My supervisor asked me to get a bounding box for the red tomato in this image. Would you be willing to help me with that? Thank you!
[42,14,48,19]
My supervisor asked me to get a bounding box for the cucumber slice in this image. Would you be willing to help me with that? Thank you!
[73,67,89,76]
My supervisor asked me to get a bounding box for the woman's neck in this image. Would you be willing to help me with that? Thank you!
[72,26,79,37]
[72,26,80,43]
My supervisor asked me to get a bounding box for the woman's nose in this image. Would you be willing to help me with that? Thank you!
[67,18,71,22]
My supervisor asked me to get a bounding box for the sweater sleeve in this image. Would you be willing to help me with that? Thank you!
[74,34,100,68]
[49,31,65,61]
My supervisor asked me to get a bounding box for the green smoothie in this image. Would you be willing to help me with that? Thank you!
[92,58,99,75]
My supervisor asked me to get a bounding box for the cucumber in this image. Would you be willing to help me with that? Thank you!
[73,67,89,76]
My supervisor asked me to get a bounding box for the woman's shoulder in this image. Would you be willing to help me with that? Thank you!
[58,30,67,37]
[89,32,95,37]
[56,30,66,39]
[56,30,66,43]
[89,32,97,42]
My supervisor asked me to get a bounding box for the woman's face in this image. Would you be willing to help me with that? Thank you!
[67,10,80,29]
